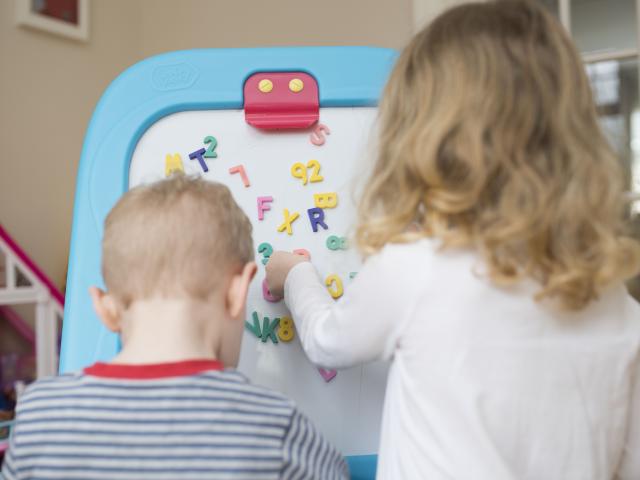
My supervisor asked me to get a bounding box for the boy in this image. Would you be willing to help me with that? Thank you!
[2,175,349,480]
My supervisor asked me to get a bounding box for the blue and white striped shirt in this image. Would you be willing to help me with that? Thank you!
[1,360,348,480]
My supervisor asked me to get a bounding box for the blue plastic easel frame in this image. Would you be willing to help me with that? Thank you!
[60,47,396,478]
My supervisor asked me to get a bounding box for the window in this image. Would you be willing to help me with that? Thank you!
[539,0,640,299]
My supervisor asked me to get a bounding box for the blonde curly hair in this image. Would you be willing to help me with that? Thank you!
[356,0,640,309]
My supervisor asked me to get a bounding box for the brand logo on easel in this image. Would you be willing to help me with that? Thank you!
[152,63,198,91]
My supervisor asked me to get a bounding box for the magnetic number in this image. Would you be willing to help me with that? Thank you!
[278,316,295,342]
[325,274,344,299]
[308,160,323,182]
[326,235,348,251]
[291,163,308,185]
[290,160,324,185]
[203,136,218,158]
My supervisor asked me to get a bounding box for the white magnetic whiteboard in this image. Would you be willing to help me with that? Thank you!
[129,108,388,455]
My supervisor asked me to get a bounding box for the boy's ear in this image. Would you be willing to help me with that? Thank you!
[89,286,122,333]
[226,262,258,319]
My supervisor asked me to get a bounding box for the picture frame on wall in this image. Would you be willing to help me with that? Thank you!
[15,0,89,42]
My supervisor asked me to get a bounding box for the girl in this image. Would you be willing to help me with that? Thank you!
[267,1,640,479]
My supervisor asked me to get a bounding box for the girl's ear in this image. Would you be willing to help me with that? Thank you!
[88,286,122,333]
[226,262,258,319]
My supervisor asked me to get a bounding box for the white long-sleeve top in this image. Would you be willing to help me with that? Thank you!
[284,239,640,480]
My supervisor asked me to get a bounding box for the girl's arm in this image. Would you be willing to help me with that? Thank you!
[267,248,413,369]
[616,354,640,479]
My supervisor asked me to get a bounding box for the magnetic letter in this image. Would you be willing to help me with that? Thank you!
[313,192,338,209]
[229,165,250,187]
[164,153,184,177]
[257,196,273,221]
[310,123,331,146]
[245,312,262,338]
[277,209,300,236]
[307,208,328,232]
[261,317,280,344]
[188,148,208,172]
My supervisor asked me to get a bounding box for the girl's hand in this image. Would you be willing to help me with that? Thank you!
[265,251,309,298]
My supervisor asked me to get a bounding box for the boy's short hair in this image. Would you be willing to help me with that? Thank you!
[102,175,253,306]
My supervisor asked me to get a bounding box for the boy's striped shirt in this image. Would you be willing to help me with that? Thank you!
[1,360,348,480]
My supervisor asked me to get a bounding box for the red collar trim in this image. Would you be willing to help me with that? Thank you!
[84,359,224,379]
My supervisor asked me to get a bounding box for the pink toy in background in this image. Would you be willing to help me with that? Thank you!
[0,224,64,381]
[0,307,36,388]
[0,224,63,458]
